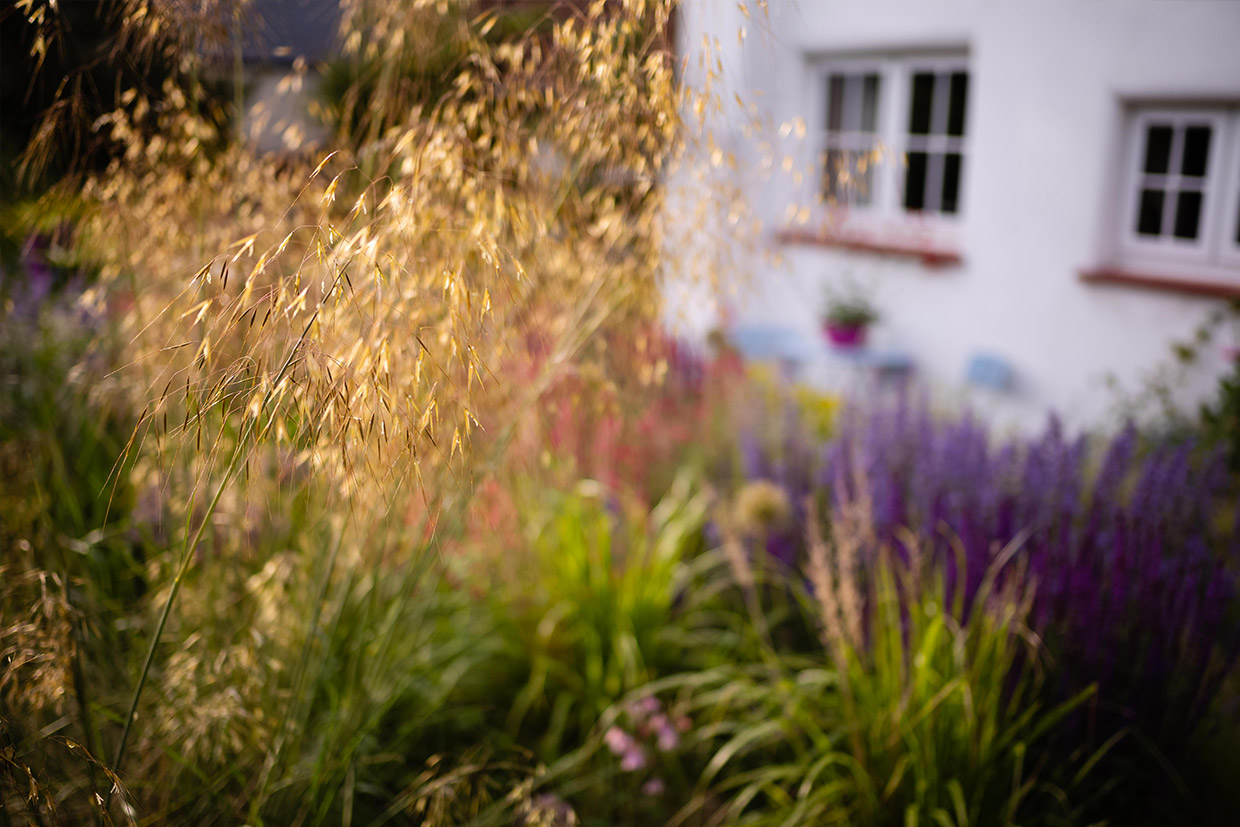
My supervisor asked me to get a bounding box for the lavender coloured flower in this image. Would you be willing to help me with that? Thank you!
[651,713,679,751]
[732,392,1240,749]
[605,726,636,757]
[619,746,647,772]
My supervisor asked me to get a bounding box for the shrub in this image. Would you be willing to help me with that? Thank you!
[666,504,1094,827]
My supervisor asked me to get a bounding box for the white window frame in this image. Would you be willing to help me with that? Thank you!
[1112,104,1240,283]
[807,51,971,237]
[816,61,885,208]
[1219,124,1240,269]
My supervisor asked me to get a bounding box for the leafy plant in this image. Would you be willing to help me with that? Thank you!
[668,506,1095,827]
[501,471,711,760]
[821,281,879,327]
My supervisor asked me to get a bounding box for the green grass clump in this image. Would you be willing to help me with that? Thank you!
[655,513,1101,827]
[500,471,711,760]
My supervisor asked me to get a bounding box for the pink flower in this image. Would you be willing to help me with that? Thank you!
[652,714,679,751]
[604,726,635,756]
[629,695,662,723]
[620,746,648,772]
[642,777,665,796]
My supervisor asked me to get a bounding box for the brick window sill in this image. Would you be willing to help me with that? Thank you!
[1079,267,1240,299]
[775,228,963,268]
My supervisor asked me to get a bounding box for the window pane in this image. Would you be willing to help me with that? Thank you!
[909,73,934,135]
[1136,188,1165,236]
[827,74,845,130]
[942,153,962,214]
[823,149,874,206]
[823,149,844,200]
[904,151,928,210]
[1181,125,1211,177]
[1173,190,1203,240]
[842,75,863,131]
[852,151,875,205]
[861,74,880,133]
[1142,125,1173,175]
[947,72,968,137]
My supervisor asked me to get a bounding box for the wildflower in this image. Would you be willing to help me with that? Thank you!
[605,726,632,753]
[620,746,647,772]
[606,725,649,771]
[630,694,662,721]
[642,777,665,796]
[652,714,679,751]
[734,479,792,537]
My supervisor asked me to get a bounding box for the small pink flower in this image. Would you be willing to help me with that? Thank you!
[620,746,647,772]
[605,726,636,756]
[642,777,665,796]
[629,695,662,721]
[652,714,679,751]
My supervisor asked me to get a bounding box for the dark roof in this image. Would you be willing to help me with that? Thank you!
[242,0,342,65]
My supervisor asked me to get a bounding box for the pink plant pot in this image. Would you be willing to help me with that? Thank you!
[824,322,867,348]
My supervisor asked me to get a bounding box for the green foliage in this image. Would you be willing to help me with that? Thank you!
[821,280,879,327]
[503,471,711,759]
[0,297,145,619]
[669,545,1097,827]
[137,510,525,825]
[1200,349,1240,472]
[1110,299,1240,453]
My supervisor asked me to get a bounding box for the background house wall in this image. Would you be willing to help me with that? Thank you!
[239,0,341,156]
[669,0,1240,430]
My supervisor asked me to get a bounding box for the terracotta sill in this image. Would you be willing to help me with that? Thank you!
[1079,268,1240,299]
[775,228,963,268]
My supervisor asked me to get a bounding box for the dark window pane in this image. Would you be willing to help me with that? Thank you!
[861,74,880,132]
[1181,125,1211,177]
[827,74,845,131]
[947,72,969,137]
[942,153,962,214]
[1173,190,1203,239]
[1143,125,1173,174]
[1136,189,1165,235]
[904,151,928,210]
[909,72,934,135]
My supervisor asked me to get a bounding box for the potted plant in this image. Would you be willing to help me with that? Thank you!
[822,285,879,348]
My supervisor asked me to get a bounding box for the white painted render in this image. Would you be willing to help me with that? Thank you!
[666,0,1240,431]
[243,69,330,157]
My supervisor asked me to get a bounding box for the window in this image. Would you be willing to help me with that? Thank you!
[902,69,968,214]
[814,53,970,221]
[821,70,882,206]
[1115,105,1240,278]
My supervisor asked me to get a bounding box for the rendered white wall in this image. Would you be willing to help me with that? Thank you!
[668,0,1240,431]
[243,69,329,157]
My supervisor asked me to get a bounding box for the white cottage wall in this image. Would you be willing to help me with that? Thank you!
[669,0,1240,430]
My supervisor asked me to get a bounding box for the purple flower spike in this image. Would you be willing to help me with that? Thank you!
[729,391,1240,751]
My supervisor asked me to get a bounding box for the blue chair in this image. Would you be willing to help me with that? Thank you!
[726,325,821,379]
[727,325,816,362]
[966,352,1014,392]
